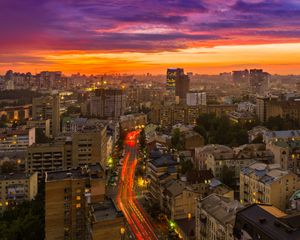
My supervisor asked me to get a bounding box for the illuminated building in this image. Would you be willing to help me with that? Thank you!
[0,172,38,211]
[166,68,190,102]
[45,164,105,240]
[240,162,300,210]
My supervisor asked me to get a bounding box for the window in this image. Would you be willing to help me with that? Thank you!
[76,203,81,208]
[76,196,81,201]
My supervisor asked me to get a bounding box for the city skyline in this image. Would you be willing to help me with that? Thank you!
[1,0,300,75]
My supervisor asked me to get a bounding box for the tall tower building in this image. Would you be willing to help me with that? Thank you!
[166,68,190,102]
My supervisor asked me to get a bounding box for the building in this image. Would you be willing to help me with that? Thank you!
[234,204,300,240]
[249,69,270,95]
[232,70,249,86]
[45,164,105,240]
[240,162,300,210]
[195,194,243,240]
[0,172,38,211]
[264,130,300,143]
[90,88,126,119]
[0,131,30,156]
[27,126,107,179]
[147,151,180,205]
[187,91,207,106]
[89,200,125,240]
[32,95,60,137]
[27,119,51,137]
[194,144,272,184]
[267,140,300,173]
[119,113,147,132]
[256,95,300,123]
[166,68,190,101]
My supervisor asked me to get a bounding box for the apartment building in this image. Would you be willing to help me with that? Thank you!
[195,194,243,240]
[147,150,180,205]
[0,172,38,211]
[32,95,60,137]
[240,162,300,210]
[45,164,105,240]
[267,140,300,173]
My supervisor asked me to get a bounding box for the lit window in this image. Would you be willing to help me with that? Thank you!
[76,196,81,201]
[76,203,81,208]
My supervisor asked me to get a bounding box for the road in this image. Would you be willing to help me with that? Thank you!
[117,130,158,240]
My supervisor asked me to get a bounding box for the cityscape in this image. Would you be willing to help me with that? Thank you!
[0,1,300,240]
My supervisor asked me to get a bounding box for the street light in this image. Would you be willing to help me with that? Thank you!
[120,227,125,240]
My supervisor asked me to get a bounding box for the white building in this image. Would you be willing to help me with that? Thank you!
[187,92,207,106]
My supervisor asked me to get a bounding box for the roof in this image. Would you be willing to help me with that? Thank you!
[235,204,300,240]
[164,180,186,197]
[0,172,36,180]
[46,164,103,182]
[150,154,178,168]
[91,199,123,222]
[200,194,243,227]
[265,130,300,139]
[186,169,214,184]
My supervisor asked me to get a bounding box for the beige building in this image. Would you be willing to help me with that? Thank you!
[267,140,300,173]
[45,164,105,240]
[27,127,107,179]
[195,194,243,240]
[195,144,273,184]
[119,113,147,131]
[0,172,38,211]
[32,95,60,137]
[27,119,51,137]
[240,162,300,210]
[89,200,125,240]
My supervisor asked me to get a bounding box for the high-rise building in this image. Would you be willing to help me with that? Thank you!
[45,164,105,240]
[249,69,270,95]
[166,68,190,101]
[0,172,38,211]
[90,88,126,119]
[32,95,60,137]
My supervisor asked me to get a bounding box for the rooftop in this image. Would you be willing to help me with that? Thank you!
[91,199,123,222]
[149,154,178,168]
[0,172,36,181]
[46,164,103,182]
[234,204,300,240]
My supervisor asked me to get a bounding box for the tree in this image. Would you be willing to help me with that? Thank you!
[171,128,184,150]
[139,128,146,150]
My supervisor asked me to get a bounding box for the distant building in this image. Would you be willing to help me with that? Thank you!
[119,113,147,132]
[0,172,38,211]
[32,95,60,137]
[195,194,243,240]
[45,164,105,240]
[249,69,270,95]
[234,204,300,240]
[90,88,126,119]
[186,91,207,106]
[166,68,190,101]
[240,162,300,210]
[232,69,249,86]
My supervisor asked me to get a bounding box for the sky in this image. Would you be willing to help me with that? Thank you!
[0,0,300,75]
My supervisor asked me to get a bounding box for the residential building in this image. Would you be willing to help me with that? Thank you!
[27,119,51,137]
[264,130,300,143]
[249,69,270,95]
[90,88,126,119]
[195,194,243,240]
[32,95,60,137]
[0,172,38,211]
[119,113,147,132]
[234,204,300,240]
[240,162,300,210]
[267,140,300,174]
[45,164,105,240]
[186,91,207,106]
[147,150,180,205]
[89,200,125,240]
[166,68,190,101]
